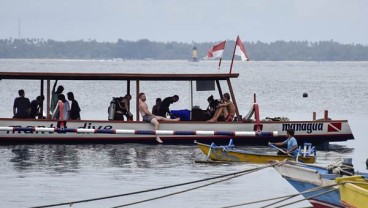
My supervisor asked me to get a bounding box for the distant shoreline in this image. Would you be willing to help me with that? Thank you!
[1,38,368,61]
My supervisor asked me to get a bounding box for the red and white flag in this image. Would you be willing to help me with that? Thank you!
[206,40,226,59]
[235,36,249,61]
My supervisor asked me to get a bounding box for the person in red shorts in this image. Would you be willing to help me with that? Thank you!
[207,93,236,123]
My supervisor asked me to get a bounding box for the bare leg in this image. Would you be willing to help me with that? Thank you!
[207,107,224,123]
[151,116,179,143]
[155,116,180,122]
[151,118,163,144]
[223,107,229,118]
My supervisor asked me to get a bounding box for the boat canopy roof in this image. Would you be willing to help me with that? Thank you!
[0,72,239,81]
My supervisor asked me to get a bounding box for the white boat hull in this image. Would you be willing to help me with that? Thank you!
[0,118,354,145]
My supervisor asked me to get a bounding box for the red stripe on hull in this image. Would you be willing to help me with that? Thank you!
[310,199,342,208]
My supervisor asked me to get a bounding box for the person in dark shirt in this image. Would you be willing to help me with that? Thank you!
[114,94,133,121]
[139,93,180,144]
[158,95,179,117]
[152,98,162,116]
[13,89,31,118]
[51,80,64,115]
[67,92,81,120]
[30,95,45,119]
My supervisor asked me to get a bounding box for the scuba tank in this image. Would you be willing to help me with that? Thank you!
[108,97,117,120]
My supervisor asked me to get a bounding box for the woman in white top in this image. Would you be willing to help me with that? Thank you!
[52,94,70,120]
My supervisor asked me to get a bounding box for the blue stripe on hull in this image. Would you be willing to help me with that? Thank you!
[286,178,342,208]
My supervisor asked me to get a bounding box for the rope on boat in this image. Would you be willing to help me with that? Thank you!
[0,126,278,137]
[273,187,338,208]
[110,164,267,208]
[327,158,355,176]
[28,162,279,208]
[220,182,342,208]
[261,184,338,208]
[273,180,368,208]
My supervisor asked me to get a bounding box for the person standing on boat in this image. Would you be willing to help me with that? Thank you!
[269,129,298,156]
[207,93,236,123]
[67,92,81,120]
[13,89,31,118]
[52,94,70,120]
[30,95,45,119]
[114,94,133,121]
[158,95,179,117]
[152,98,162,115]
[51,80,64,117]
[138,92,180,144]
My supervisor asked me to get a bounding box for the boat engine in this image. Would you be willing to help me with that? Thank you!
[108,97,117,120]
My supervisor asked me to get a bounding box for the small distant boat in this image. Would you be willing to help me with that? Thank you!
[273,160,368,208]
[336,176,368,208]
[195,140,316,164]
[191,46,199,62]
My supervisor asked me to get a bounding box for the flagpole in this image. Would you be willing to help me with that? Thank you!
[229,36,238,74]
[218,57,222,70]
[217,40,226,70]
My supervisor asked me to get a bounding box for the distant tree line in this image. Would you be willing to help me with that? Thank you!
[1,38,368,61]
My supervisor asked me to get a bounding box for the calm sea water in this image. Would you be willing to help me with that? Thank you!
[0,59,367,207]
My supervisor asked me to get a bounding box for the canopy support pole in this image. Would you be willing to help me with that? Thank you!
[135,80,140,121]
[40,79,44,118]
[190,80,193,110]
[127,80,130,95]
[227,78,240,119]
[47,80,50,118]
[216,80,223,100]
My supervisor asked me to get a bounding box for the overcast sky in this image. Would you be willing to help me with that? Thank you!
[1,0,367,44]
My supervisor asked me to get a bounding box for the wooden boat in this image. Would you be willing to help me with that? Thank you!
[273,160,368,208]
[195,140,316,163]
[336,176,368,208]
[0,72,355,146]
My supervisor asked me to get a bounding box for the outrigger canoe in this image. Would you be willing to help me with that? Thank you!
[336,176,368,208]
[195,140,316,163]
[273,160,368,208]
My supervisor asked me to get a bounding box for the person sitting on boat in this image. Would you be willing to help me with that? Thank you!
[13,89,31,118]
[67,92,81,120]
[269,129,298,156]
[152,97,162,116]
[52,94,70,120]
[114,94,133,121]
[51,80,64,117]
[205,95,221,119]
[30,95,45,119]
[158,95,179,117]
[138,92,180,144]
[207,93,236,123]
